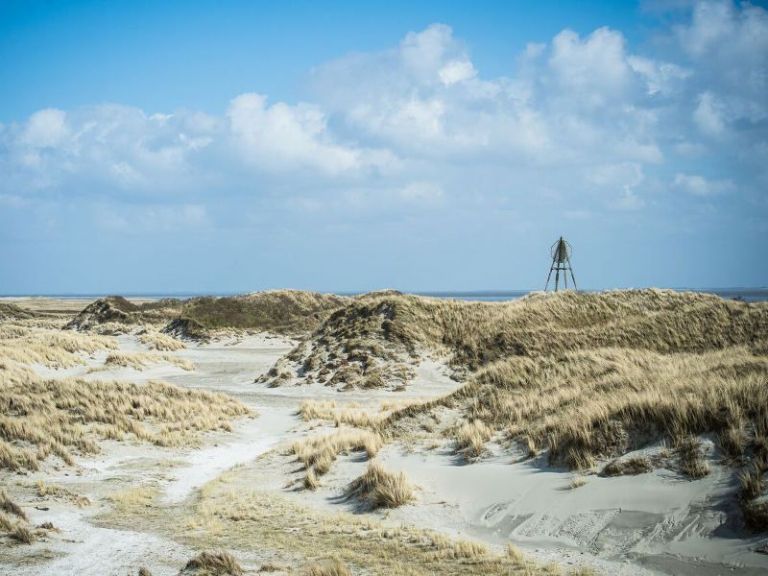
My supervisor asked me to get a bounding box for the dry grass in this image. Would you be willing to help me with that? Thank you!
[179,291,347,335]
[305,557,351,576]
[0,491,35,545]
[569,476,588,489]
[159,469,550,576]
[344,461,415,509]
[35,480,91,506]
[265,289,767,388]
[0,323,118,367]
[385,346,768,471]
[108,486,158,512]
[138,330,186,351]
[0,489,27,521]
[298,399,421,429]
[9,524,34,544]
[0,363,247,471]
[453,420,493,460]
[600,456,653,477]
[103,351,194,371]
[292,429,382,486]
[182,550,243,575]
[66,296,183,331]
[1,313,248,472]
[676,437,710,479]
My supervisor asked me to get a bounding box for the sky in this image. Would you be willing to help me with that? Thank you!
[1,0,767,294]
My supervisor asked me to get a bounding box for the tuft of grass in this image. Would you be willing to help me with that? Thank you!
[183,551,243,576]
[303,468,320,491]
[677,437,710,479]
[601,456,653,477]
[305,557,351,576]
[108,486,158,512]
[103,351,194,371]
[454,420,493,460]
[138,330,186,351]
[344,461,414,509]
[569,476,588,489]
[505,543,526,565]
[292,429,382,481]
[10,524,34,544]
[0,489,27,521]
[35,480,91,507]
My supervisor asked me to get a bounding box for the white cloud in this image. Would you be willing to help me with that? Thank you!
[21,108,69,149]
[1,4,766,225]
[227,93,395,176]
[673,173,735,196]
[693,91,726,135]
[439,59,477,85]
[549,28,632,106]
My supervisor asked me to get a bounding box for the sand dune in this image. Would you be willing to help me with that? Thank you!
[1,290,766,575]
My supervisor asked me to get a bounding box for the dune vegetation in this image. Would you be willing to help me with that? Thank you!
[291,428,383,488]
[0,320,248,472]
[134,469,561,576]
[344,461,415,509]
[66,290,348,341]
[265,289,767,388]
[262,289,768,530]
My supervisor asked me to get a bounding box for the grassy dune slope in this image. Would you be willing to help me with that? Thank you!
[0,321,248,472]
[66,290,347,338]
[264,288,767,387]
[266,289,768,529]
[179,290,347,334]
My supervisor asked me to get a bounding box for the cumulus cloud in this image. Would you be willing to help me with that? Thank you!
[673,173,735,196]
[227,93,394,175]
[0,0,765,228]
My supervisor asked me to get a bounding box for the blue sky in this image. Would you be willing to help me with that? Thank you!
[1,0,766,294]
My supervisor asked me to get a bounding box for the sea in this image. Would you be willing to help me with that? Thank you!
[2,288,768,303]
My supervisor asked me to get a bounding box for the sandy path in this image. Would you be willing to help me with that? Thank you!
[162,407,294,504]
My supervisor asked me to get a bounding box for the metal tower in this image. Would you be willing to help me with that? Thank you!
[545,236,577,291]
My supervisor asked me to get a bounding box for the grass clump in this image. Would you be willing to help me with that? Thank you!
[601,456,653,477]
[344,461,415,509]
[138,330,186,351]
[292,429,382,486]
[103,351,194,371]
[0,489,27,521]
[182,551,243,576]
[676,437,710,479]
[10,524,34,544]
[454,420,493,460]
[305,557,351,576]
[108,486,158,512]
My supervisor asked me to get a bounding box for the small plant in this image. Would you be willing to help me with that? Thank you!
[454,420,492,460]
[10,524,34,544]
[600,457,652,477]
[183,551,243,576]
[677,437,710,479]
[344,461,414,509]
[305,557,351,576]
[569,476,588,489]
[505,543,526,565]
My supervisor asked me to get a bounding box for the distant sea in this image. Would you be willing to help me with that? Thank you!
[2,288,767,303]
